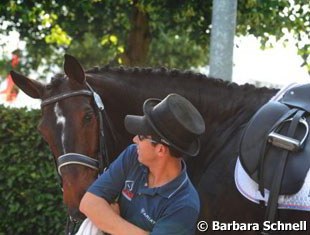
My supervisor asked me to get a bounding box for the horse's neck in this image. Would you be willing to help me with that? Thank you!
[190,84,277,184]
[206,84,277,123]
[199,83,277,143]
[86,70,277,163]
[197,84,276,158]
[88,70,276,123]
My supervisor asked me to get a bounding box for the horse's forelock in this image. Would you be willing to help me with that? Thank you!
[46,74,65,90]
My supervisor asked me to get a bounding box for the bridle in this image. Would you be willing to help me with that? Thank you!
[41,82,111,234]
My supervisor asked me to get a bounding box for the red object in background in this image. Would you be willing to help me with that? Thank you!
[0,53,19,102]
[11,54,19,67]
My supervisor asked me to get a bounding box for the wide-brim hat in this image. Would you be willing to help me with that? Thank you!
[124,93,205,157]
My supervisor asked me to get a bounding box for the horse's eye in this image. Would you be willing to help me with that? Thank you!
[83,112,94,123]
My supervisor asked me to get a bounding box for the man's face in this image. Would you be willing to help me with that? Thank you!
[133,135,159,166]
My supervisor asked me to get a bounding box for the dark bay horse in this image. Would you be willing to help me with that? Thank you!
[11,55,309,234]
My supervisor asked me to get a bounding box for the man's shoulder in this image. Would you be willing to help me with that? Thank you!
[124,144,138,156]
[166,177,200,213]
[182,179,200,208]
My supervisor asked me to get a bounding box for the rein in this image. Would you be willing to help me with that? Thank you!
[41,82,111,235]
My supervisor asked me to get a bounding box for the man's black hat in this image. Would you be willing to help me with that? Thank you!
[124,93,205,157]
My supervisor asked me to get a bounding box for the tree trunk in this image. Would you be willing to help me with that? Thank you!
[121,3,151,66]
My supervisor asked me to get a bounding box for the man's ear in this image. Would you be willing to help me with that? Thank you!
[156,144,169,157]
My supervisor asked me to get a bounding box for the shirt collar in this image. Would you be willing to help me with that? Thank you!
[139,160,189,198]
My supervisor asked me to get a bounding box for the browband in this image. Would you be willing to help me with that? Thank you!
[41,90,92,107]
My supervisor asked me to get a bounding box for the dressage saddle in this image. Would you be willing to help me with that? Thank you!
[239,83,310,223]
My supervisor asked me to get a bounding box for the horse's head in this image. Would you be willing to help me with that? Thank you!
[11,55,102,220]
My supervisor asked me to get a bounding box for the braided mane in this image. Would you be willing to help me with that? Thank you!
[85,65,275,94]
[86,65,226,84]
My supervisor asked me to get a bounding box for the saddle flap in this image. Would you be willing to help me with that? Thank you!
[282,84,310,113]
[239,100,310,194]
[240,101,289,176]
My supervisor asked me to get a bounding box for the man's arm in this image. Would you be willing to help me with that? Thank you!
[80,192,149,235]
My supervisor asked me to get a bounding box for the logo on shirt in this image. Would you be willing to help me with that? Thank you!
[122,180,135,201]
[141,208,156,225]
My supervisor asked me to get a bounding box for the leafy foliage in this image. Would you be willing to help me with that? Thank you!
[0,105,66,235]
[0,0,309,72]
[237,0,309,70]
[0,57,13,80]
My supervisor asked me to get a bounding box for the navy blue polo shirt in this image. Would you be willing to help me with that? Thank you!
[88,144,200,235]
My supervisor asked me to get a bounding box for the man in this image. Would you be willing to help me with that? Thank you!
[80,93,205,235]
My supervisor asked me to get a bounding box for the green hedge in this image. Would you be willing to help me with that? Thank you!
[0,105,66,235]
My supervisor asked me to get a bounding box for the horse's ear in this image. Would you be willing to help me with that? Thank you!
[64,54,85,84]
[10,71,44,99]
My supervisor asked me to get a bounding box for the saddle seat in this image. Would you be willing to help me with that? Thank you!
[239,84,310,195]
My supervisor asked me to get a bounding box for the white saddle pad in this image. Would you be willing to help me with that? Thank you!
[234,158,310,211]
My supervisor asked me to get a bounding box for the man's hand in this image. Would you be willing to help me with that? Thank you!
[80,192,149,235]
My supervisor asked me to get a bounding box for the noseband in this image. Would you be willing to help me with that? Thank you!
[41,82,111,235]
[57,153,99,176]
